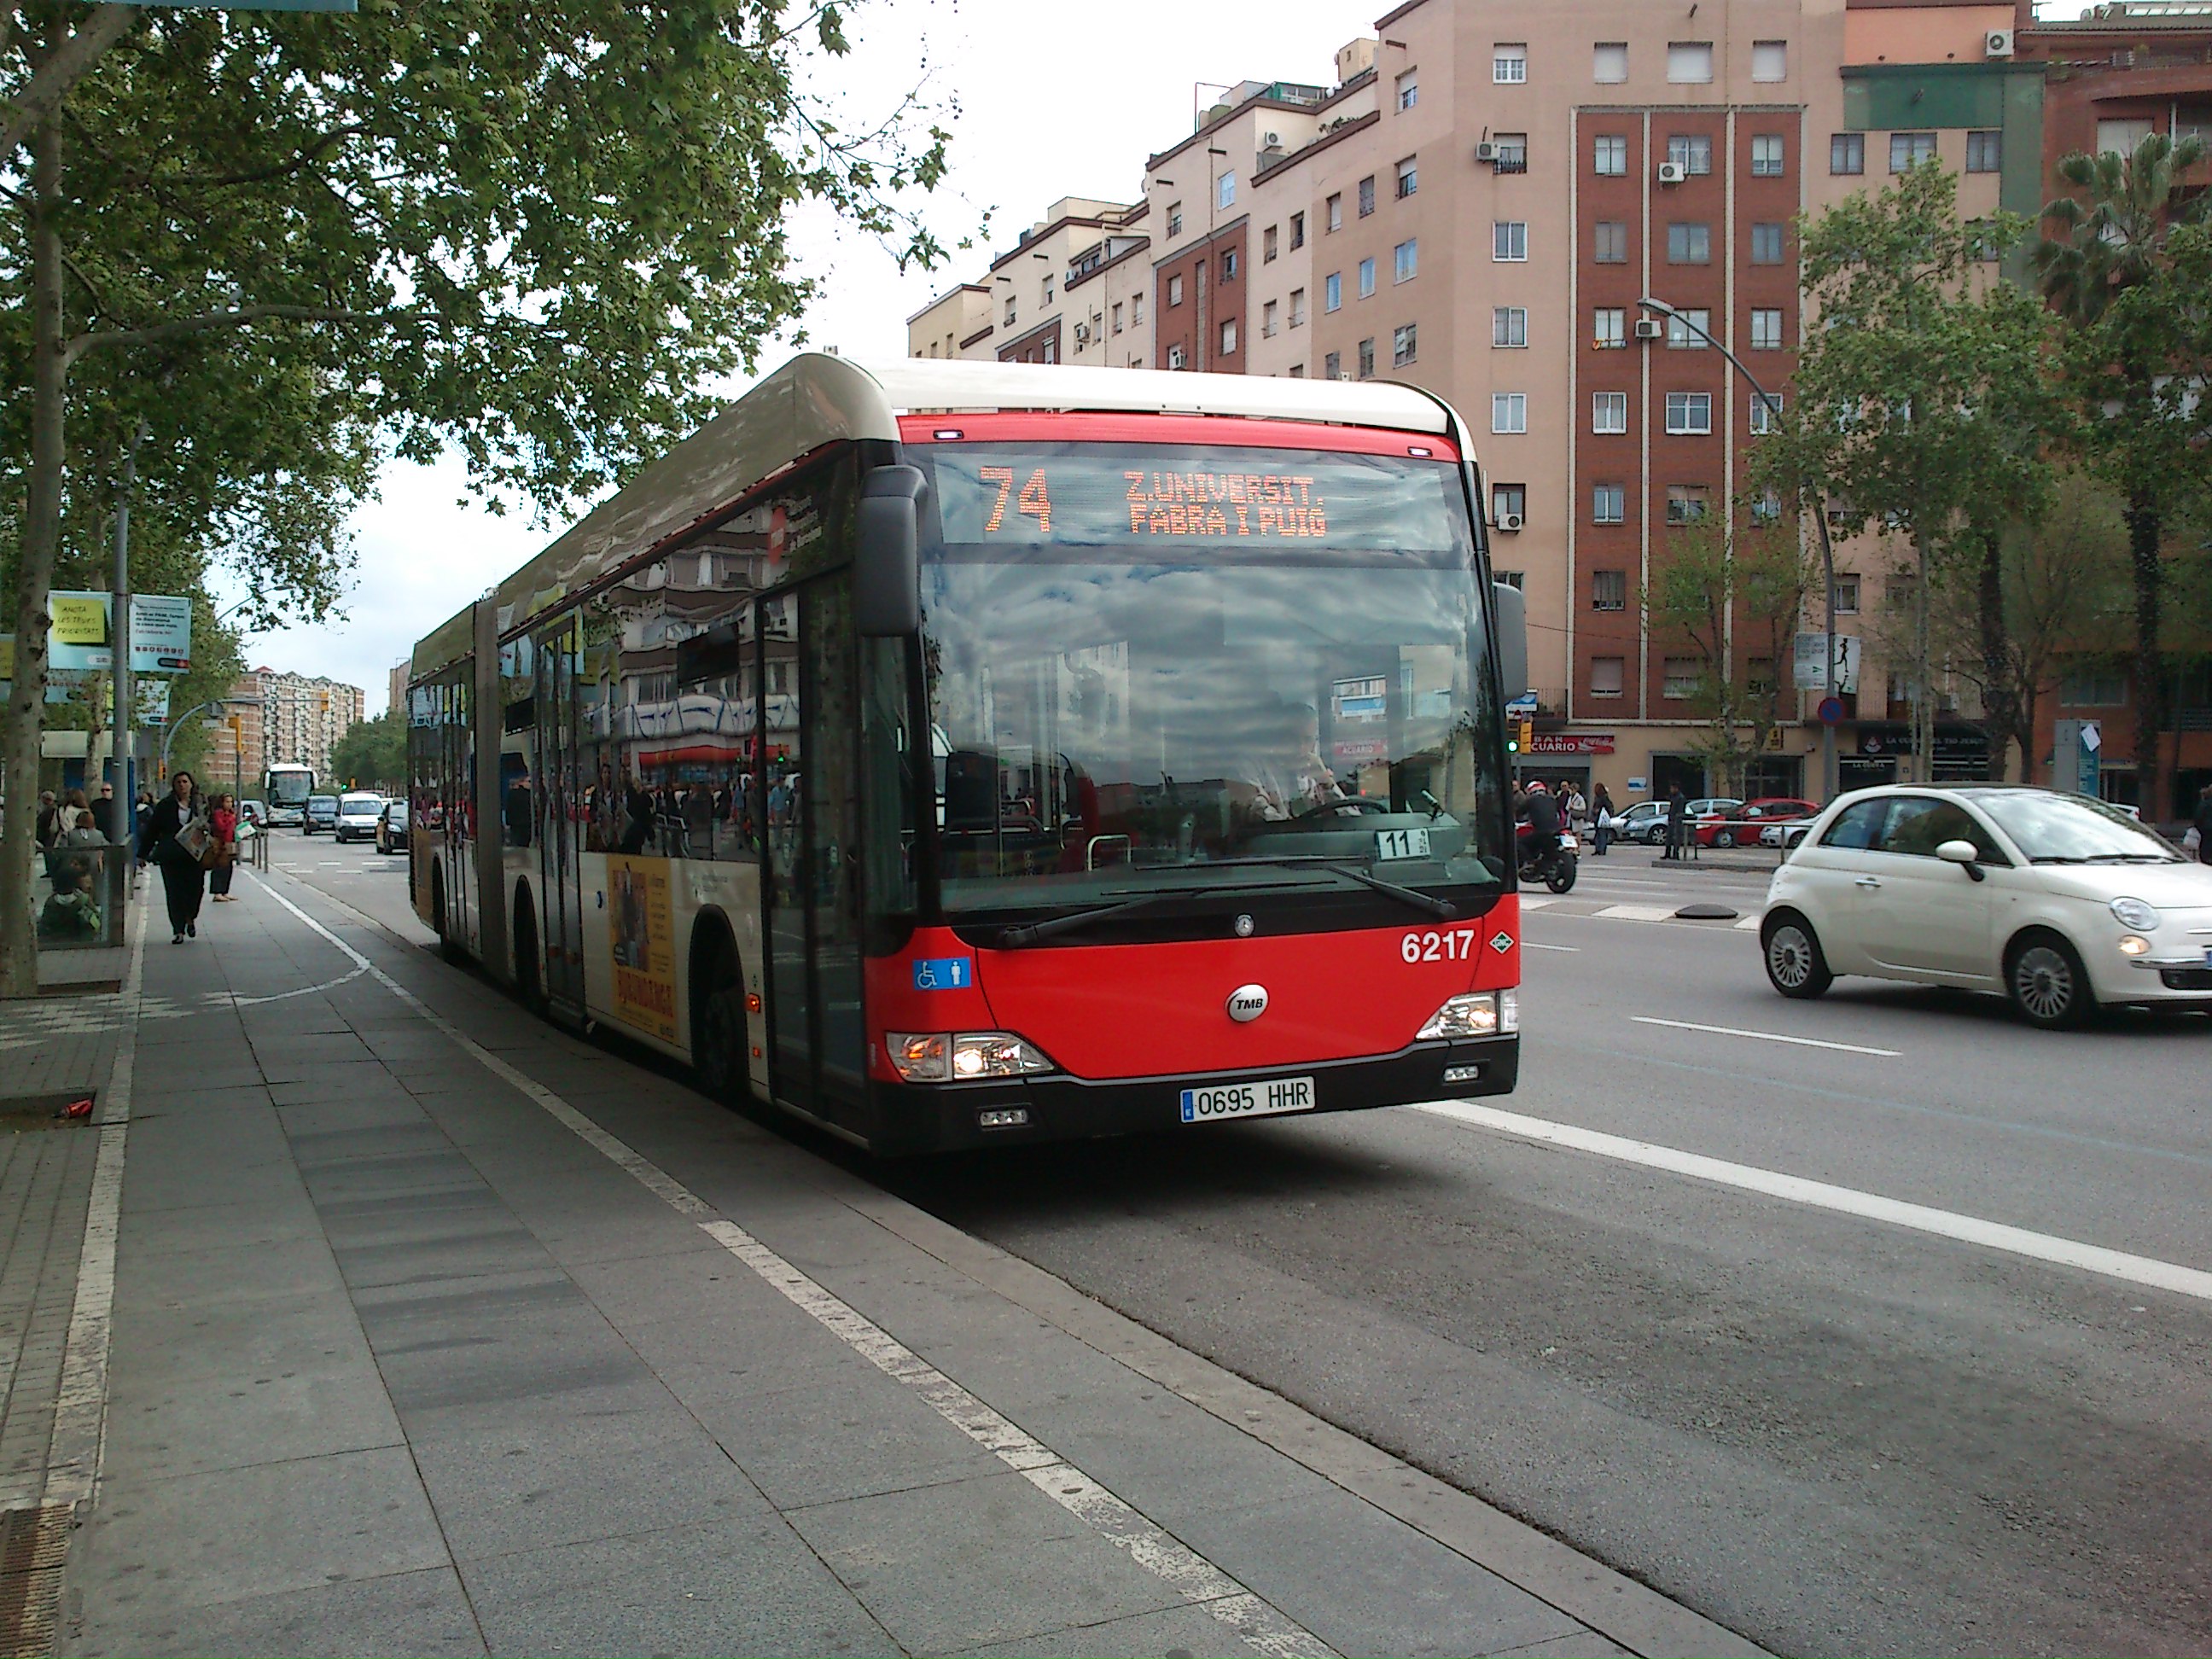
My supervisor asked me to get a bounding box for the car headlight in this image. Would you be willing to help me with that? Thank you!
[2109,896,2160,932]
[886,1031,1056,1083]
[1417,989,1518,1040]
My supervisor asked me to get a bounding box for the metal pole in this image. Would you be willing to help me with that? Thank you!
[1639,298,1841,804]
[109,417,147,848]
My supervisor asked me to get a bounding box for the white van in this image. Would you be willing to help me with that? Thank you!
[334,792,387,843]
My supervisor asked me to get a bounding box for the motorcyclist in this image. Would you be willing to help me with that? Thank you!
[1518,778,1562,866]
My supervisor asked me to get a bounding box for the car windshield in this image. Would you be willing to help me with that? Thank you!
[309,797,335,811]
[1966,790,2182,864]
[341,797,380,813]
[914,441,1508,920]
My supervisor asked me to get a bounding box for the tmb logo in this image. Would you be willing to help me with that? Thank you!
[1226,983,1269,1023]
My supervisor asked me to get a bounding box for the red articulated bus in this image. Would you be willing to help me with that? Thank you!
[408,355,1525,1154]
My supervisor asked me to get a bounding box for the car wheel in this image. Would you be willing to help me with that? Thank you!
[1761,910,1832,998]
[1715,829,1737,849]
[2006,930,2093,1030]
[1646,824,1666,846]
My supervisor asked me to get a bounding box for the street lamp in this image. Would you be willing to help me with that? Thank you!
[1639,296,1842,804]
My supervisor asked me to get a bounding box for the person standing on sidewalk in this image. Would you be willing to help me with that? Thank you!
[207,794,240,902]
[1591,783,1615,856]
[141,771,210,942]
[91,781,119,842]
[1662,781,1688,861]
[35,790,61,850]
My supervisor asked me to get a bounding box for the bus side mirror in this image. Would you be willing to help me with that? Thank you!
[1492,579,1528,711]
[857,465,926,637]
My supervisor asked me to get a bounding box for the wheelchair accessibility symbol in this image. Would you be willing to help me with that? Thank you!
[912,957,972,992]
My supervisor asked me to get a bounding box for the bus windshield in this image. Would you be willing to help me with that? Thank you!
[913,442,1508,922]
[266,768,314,806]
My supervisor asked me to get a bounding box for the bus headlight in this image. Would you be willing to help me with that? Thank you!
[1417,989,1518,1040]
[888,1031,1057,1083]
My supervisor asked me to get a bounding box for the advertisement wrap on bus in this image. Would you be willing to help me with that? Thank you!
[406,355,1522,1155]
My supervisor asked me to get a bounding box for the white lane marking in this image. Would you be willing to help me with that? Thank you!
[1523,942,1580,953]
[38,879,149,1510]
[1734,914,1763,930]
[1592,905,1679,923]
[1412,1098,2212,1307]
[1516,896,1556,911]
[1631,1016,1899,1057]
[247,871,1331,1659]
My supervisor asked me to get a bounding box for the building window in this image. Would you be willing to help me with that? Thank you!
[1132,291,1144,323]
[1668,133,1713,175]
[1220,318,1237,356]
[1324,350,1342,379]
[1264,224,1279,262]
[1966,219,2004,262]
[1592,391,1628,434]
[1493,220,1528,261]
[1667,221,1711,264]
[1262,300,1278,338]
[1394,238,1418,282]
[1324,272,1342,311]
[1358,256,1377,298]
[1834,574,1860,614]
[1290,212,1306,249]
[1218,171,1237,210]
[1593,41,1627,84]
[1666,307,1711,348]
[1592,568,1627,611]
[1749,308,1784,351]
[1222,249,1238,281]
[1495,132,1528,172]
[1592,483,1626,523]
[1495,43,1528,83]
[1358,337,1377,379]
[1966,130,2003,173]
[1749,391,1785,434]
[1043,273,1055,303]
[1666,485,1710,525]
[1667,41,1714,84]
[1664,391,1713,434]
[1493,306,1528,347]
[1593,306,1625,349]
[1326,193,1342,232]
[1593,220,1627,263]
[1662,657,1702,700]
[1831,133,1865,176]
[1289,288,1306,328]
[1167,201,1183,236]
[1751,134,1785,177]
[1493,483,1526,523]
[1594,134,1627,176]
[1359,175,1377,217]
[1041,340,1057,364]
[1751,221,1785,265]
[1394,323,1418,366]
[1167,343,1187,370]
[1493,392,1528,433]
[1749,489,1784,527]
[1752,39,1788,82]
[2060,667,2128,707]
[1890,131,1936,172]
[2098,117,2153,155]
[1167,273,1184,306]
[1396,68,1418,111]
[1495,569,1526,590]
[1396,156,1418,199]
[1287,364,1306,378]
[1590,656,1626,698]
[1111,302,1123,335]
[1004,299,1016,326]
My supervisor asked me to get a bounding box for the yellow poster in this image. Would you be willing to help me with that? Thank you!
[49,595,110,646]
[608,854,677,1041]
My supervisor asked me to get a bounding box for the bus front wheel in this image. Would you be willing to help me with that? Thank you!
[693,933,750,1108]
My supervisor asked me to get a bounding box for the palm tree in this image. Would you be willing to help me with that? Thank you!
[2032,131,2209,821]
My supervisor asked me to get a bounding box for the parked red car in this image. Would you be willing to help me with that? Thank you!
[1692,797,1820,848]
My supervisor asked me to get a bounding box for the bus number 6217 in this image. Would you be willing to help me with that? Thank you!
[1401,929,1476,963]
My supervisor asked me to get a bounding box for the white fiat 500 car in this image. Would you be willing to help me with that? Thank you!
[1760,784,2212,1027]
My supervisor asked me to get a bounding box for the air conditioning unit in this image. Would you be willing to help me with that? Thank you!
[1656,160,1687,185]
[1498,513,1525,533]
[1633,317,1665,340]
[1475,140,1499,163]
[1262,131,1284,149]
[1985,27,2016,58]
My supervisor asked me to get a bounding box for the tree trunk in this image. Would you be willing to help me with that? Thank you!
[0,116,67,999]
[1975,529,2016,783]
[2124,492,2166,822]
[1913,532,1935,785]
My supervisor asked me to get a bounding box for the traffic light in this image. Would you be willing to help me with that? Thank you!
[1515,719,1534,754]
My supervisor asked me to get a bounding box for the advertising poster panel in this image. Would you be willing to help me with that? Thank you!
[607,854,677,1041]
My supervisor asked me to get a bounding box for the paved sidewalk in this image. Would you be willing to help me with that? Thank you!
[56,869,1761,1658]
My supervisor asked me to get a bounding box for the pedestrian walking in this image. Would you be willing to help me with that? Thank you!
[1563,781,1588,838]
[207,794,240,901]
[140,771,211,942]
[1591,783,1615,856]
[1662,781,1689,861]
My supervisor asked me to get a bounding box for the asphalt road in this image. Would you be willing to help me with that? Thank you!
[271,834,2212,1657]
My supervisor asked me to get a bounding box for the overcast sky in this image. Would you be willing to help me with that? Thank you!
[236,0,2107,713]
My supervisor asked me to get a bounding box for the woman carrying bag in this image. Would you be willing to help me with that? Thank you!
[207,794,240,901]
[141,771,211,942]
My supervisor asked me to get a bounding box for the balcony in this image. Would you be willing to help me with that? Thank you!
[1493,154,1529,175]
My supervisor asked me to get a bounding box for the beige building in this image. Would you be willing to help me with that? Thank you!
[907,197,1154,371]
[254,668,364,783]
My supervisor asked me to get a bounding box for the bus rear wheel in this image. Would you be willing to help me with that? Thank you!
[693,934,750,1108]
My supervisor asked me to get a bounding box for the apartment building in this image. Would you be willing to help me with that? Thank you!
[254,668,364,782]
[197,677,268,800]
[905,0,2212,803]
[905,198,1154,371]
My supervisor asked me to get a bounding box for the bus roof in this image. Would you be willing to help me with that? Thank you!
[412,354,1464,678]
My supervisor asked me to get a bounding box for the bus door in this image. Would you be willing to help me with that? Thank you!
[440,675,474,952]
[760,579,867,1126]
[533,620,586,1014]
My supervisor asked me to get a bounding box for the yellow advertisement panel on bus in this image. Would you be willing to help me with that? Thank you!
[608,854,677,1041]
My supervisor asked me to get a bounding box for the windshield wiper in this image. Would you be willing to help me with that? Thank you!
[992,893,1181,948]
[1211,854,1460,919]
[2081,852,2174,863]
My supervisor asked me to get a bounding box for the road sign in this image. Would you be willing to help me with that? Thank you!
[1505,693,1539,718]
[1793,632,1860,694]
[1817,696,1844,725]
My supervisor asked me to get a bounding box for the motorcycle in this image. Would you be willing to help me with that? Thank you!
[1515,821,1580,894]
